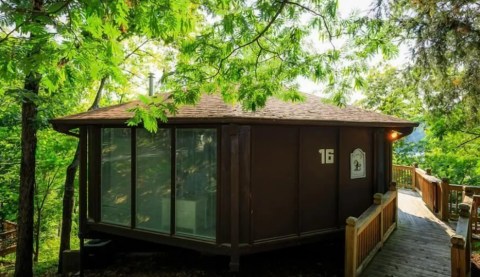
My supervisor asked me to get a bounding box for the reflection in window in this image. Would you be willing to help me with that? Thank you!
[136,128,171,232]
[101,128,131,226]
[175,129,217,239]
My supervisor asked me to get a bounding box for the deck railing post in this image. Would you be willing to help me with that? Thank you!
[413,163,419,192]
[441,178,450,221]
[410,165,416,190]
[451,235,466,277]
[374,193,384,246]
[451,203,471,277]
[345,216,358,277]
[432,181,439,214]
[390,182,398,228]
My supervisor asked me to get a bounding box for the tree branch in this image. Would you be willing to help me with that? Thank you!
[211,0,287,78]
[0,0,73,44]
[159,70,175,85]
[89,76,108,110]
[284,1,336,50]
[123,39,150,62]
[456,135,480,148]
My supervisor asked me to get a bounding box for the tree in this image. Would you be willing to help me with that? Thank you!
[359,66,480,185]
[373,0,480,131]
[1,1,397,275]
[129,0,399,130]
[1,1,199,275]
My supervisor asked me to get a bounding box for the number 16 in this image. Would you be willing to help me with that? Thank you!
[319,149,334,164]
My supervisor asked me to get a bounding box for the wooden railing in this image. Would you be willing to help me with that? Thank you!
[414,167,442,215]
[0,220,17,256]
[392,165,415,189]
[392,165,480,277]
[451,195,475,277]
[392,164,480,222]
[345,183,398,277]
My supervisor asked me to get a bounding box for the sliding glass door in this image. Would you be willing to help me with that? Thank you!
[136,128,171,233]
[175,129,217,239]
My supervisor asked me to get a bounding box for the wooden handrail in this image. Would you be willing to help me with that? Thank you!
[392,164,416,189]
[0,220,17,257]
[392,164,480,276]
[345,183,398,277]
[451,196,474,277]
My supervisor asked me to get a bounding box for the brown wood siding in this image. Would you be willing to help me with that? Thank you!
[251,126,298,241]
[238,126,251,243]
[374,128,386,193]
[88,126,101,223]
[338,128,374,223]
[299,127,338,232]
[219,126,231,244]
[79,127,88,235]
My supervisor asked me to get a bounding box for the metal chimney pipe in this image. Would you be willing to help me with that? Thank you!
[148,72,154,96]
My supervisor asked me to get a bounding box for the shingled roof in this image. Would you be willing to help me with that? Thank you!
[50,93,418,129]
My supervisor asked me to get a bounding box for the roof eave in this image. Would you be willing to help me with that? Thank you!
[50,117,418,133]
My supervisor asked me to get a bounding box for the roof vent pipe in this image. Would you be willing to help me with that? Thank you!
[148,72,154,96]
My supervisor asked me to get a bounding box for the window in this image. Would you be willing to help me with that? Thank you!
[101,128,131,226]
[136,128,171,232]
[98,127,217,240]
[175,129,217,239]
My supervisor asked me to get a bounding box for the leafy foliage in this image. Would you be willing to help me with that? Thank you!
[360,66,480,185]
[375,0,480,130]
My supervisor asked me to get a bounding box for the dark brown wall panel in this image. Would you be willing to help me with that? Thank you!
[219,126,231,244]
[238,126,251,243]
[251,126,298,241]
[299,127,338,232]
[338,128,374,224]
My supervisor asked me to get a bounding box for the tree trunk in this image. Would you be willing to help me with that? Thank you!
[15,69,41,277]
[14,1,44,275]
[57,145,80,273]
[34,211,41,262]
[57,77,107,273]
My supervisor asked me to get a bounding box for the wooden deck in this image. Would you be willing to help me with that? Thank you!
[361,189,455,277]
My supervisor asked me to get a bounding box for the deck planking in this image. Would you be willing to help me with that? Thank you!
[361,189,455,277]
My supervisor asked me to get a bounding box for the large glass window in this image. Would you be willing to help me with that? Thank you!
[101,128,131,226]
[175,129,217,239]
[136,128,171,232]
[99,127,217,240]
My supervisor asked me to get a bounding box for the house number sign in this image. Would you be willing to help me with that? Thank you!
[318,149,334,164]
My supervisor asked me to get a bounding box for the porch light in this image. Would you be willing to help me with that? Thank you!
[388,131,400,141]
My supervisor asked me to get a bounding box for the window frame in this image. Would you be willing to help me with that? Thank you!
[95,125,220,243]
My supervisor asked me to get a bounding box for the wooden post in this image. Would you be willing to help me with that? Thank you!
[451,203,471,277]
[412,163,419,192]
[451,235,466,277]
[459,203,470,218]
[390,182,398,228]
[229,125,240,272]
[79,128,87,277]
[389,182,397,192]
[432,181,439,213]
[374,193,384,246]
[410,166,416,190]
[441,178,450,221]
[345,216,358,277]
[373,193,383,205]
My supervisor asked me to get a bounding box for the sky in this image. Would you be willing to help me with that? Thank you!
[338,0,373,16]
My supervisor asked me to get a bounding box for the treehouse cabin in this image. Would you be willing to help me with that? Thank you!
[50,93,417,270]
